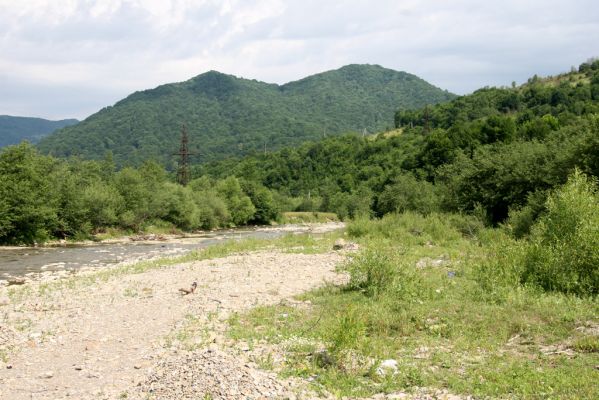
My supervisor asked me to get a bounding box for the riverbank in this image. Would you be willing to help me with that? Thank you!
[2,221,345,249]
[0,222,345,286]
[0,245,346,399]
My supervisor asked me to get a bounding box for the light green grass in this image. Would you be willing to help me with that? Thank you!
[229,213,599,399]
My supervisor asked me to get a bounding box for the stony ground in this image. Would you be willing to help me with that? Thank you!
[0,243,472,400]
[0,250,346,399]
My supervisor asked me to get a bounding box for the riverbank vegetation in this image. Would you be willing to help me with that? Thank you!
[229,171,599,398]
[2,60,599,245]
[199,59,599,228]
[0,144,279,244]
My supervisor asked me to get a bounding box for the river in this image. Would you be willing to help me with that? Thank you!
[0,223,344,282]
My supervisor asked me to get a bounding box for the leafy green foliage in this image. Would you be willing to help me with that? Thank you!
[520,170,599,296]
[0,143,281,244]
[199,59,599,226]
[36,65,455,167]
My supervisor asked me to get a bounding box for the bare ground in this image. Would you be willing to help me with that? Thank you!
[0,251,345,399]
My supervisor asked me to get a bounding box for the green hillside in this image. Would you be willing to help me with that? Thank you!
[198,59,599,225]
[0,115,78,147]
[36,64,455,167]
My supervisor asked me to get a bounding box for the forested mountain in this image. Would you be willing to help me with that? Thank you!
[36,65,455,167]
[198,59,599,226]
[0,115,78,147]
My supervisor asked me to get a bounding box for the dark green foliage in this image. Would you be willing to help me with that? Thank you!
[0,144,281,244]
[240,180,280,224]
[0,115,78,147]
[377,173,439,215]
[199,60,599,227]
[0,143,59,243]
[520,171,599,296]
[37,65,455,167]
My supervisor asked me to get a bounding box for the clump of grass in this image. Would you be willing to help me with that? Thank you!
[341,248,421,299]
[572,336,599,353]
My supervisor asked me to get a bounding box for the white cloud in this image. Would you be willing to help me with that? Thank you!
[0,0,598,119]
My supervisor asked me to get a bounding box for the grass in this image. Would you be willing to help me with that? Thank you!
[229,212,599,399]
[280,212,339,224]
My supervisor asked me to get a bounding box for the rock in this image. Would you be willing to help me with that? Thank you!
[0,296,10,306]
[314,350,335,368]
[333,239,346,250]
[7,277,26,286]
[376,359,398,376]
[333,239,360,251]
[39,371,54,379]
[416,255,449,269]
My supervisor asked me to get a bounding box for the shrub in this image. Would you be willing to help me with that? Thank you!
[343,250,397,296]
[520,170,599,296]
[377,174,440,215]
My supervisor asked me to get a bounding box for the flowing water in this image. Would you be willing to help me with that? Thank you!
[0,224,342,281]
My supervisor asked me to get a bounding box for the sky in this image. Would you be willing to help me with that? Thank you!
[1,0,598,120]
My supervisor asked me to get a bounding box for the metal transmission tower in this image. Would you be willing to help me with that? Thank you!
[173,125,195,186]
[423,105,431,133]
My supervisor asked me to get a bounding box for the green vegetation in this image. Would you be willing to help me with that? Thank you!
[0,115,78,147]
[4,59,599,249]
[36,65,454,167]
[280,212,339,224]
[230,186,599,398]
[0,143,279,244]
[200,59,599,227]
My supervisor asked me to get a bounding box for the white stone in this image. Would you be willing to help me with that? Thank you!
[376,359,398,375]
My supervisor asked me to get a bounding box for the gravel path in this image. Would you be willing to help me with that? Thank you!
[0,251,345,399]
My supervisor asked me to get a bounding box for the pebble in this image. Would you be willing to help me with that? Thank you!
[39,371,54,379]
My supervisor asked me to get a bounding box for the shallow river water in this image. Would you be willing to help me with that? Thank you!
[0,224,341,281]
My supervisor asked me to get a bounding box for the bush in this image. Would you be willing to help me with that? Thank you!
[377,174,439,215]
[343,250,397,296]
[520,170,599,296]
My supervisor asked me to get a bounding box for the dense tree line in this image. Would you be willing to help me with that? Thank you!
[199,59,599,229]
[0,143,278,244]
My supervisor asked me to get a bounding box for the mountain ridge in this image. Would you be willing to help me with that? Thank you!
[0,115,79,148]
[37,64,455,167]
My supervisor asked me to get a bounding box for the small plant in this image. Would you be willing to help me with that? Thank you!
[572,336,599,353]
[327,306,366,354]
[342,250,397,296]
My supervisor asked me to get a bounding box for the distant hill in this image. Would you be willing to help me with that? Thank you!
[0,116,78,147]
[37,64,455,167]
